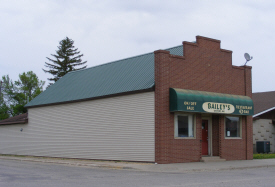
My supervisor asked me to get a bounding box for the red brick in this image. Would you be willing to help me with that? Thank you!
[154,36,253,163]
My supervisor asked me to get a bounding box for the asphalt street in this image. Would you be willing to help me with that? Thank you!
[0,159,275,187]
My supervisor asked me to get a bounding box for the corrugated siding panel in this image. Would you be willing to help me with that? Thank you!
[25,53,155,107]
[166,45,183,56]
[0,92,155,162]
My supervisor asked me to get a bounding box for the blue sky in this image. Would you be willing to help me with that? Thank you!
[1,0,274,92]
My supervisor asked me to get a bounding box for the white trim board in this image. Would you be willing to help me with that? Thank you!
[253,106,275,118]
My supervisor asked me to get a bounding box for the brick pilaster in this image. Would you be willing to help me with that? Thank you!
[154,50,171,164]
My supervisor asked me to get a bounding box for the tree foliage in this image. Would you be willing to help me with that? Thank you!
[0,89,9,120]
[0,71,45,119]
[43,37,87,83]
[0,103,9,120]
[15,71,45,100]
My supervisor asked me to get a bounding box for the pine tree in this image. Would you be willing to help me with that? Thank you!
[43,37,87,83]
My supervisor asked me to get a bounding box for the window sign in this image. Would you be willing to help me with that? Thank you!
[227,131,230,137]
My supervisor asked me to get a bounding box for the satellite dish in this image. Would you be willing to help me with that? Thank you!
[244,53,253,65]
[244,53,251,61]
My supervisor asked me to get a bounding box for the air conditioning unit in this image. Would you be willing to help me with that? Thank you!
[256,141,270,153]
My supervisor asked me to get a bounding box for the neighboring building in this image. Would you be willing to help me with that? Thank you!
[252,91,275,153]
[0,36,254,164]
[0,113,28,125]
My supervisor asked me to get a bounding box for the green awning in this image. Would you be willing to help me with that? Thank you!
[170,88,254,115]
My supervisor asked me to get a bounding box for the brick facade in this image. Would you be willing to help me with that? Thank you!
[154,36,253,164]
[212,115,219,156]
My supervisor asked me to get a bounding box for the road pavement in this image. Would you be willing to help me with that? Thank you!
[0,159,275,187]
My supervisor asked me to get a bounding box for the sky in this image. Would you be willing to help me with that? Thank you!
[1,0,274,93]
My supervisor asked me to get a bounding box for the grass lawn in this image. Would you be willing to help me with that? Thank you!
[253,153,275,159]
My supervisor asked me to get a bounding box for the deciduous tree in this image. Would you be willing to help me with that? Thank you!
[15,71,45,100]
[0,71,45,118]
[0,82,9,120]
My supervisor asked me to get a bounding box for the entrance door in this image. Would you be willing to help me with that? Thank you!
[202,120,208,155]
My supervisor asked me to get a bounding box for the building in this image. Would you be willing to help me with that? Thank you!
[0,36,254,164]
[0,113,28,125]
[252,91,275,153]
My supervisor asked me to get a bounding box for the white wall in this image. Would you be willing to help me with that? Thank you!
[0,92,155,162]
[253,119,275,153]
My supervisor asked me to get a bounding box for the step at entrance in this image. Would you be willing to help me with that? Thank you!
[200,156,226,162]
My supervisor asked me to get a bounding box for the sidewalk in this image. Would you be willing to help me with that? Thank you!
[1,155,275,173]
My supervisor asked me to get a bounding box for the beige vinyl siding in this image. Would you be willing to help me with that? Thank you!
[253,119,275,153]
[0,92,155,162]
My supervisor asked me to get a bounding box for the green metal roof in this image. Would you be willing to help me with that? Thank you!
[166,45,183,56]
[170,88,254,116]
[25,45,183,107]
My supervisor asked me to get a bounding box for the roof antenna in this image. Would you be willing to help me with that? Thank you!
[244,53,253,66]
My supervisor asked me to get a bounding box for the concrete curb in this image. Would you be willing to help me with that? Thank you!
[1,155,275,173]
[0,156,139,170]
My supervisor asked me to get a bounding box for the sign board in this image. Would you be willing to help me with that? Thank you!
[169,88,254,116]
[179,100,253,115]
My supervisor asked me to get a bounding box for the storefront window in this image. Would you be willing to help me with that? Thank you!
[175,114,194,138]
[225,116,241,138]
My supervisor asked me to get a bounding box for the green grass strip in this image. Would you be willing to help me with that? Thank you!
[253,153,275,159]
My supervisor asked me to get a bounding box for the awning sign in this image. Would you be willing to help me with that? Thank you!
[170,88,254,116]
[202,102,235,114]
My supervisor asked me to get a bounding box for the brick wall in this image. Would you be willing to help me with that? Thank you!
[154,36,253,163]
[220,116,247,160]
[212,115,220,156]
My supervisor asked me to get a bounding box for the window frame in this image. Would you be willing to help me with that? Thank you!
[174,113,196,139]
[224,116,242,139]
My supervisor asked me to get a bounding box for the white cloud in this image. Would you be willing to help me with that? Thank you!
[0,0,274,92]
